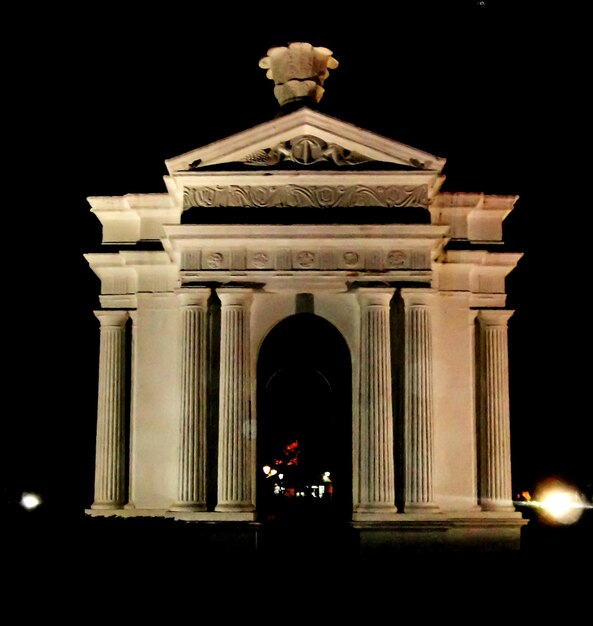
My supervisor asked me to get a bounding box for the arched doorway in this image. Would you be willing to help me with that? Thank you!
[256,313,352,524]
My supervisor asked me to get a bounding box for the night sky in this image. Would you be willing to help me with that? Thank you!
[4,2,590,530]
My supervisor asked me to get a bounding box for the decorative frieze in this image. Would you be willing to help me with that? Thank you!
[183,184,429,210]
[185,246,430,272]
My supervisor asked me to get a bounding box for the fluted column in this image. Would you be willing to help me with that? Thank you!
[401,289,439,512]
[477,309,515,511]
[354,288,397,518]
[170,289,211,512]
[91,310,128,510]
[215,288,255,514]
[124,311,138,509]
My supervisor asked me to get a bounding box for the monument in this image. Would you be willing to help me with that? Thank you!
[84,42,527,555]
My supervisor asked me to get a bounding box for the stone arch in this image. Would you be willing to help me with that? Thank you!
[256,312,352,521]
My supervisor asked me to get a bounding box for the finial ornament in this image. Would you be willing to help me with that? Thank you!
[259,42,339,107]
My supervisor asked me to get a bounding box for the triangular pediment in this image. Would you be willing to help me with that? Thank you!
[165,107,446,174]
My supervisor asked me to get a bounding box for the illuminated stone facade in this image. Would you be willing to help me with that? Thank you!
[84,45,527,553]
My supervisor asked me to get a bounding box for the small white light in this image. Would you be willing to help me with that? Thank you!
[262,465,271,475]
[21,492,42,510]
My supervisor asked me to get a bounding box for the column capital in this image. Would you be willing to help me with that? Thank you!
[399,288,436,307]
[94,310,129,327]
[355,287,395,307]
[216,287,254,306]
[176,287,211,308]
[477,309,514,327]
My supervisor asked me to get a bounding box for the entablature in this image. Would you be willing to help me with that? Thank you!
[88,193,181,245]
[173,170,443,211]
[162,223,450,274]
[430,192,518,243]
[433,249,523,295]
[85,251,178,297]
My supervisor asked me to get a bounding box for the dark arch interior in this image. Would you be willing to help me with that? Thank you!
[257,313,352,522]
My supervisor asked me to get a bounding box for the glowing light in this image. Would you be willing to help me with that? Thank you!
[21,492,42,510]
[262,465,271,475]
[521,478,591,525]
[278,474,284,480]
[539,488,584,524]
[269,469,278,477]
[322,471,331,482]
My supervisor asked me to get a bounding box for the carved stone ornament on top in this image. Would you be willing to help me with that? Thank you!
[242,135,374,167]
[259,42,339,107]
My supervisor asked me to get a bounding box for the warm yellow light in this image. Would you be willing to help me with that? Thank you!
[534,479,586,525]
[269,469,278,477]
[539,488,583,524]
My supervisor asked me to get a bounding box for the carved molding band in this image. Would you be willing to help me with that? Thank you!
[181,248,424,271]
[183,184,429,210]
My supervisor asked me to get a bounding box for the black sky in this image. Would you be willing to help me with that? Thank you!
[4,2,590,513]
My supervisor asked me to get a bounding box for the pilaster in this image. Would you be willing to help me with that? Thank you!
[477,309,515,511]
[124,310,138,510]
[353,287,398,520]
[215,288,255,517]
[170,289,211,512]
[400,289,439,513]
[91,310,129,510]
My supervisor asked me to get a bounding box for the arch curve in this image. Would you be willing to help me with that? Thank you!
[256,313,352,521]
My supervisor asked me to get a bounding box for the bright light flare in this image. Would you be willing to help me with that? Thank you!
[525,479,590,525]
[538,487,584,525]
[20,492,42,511]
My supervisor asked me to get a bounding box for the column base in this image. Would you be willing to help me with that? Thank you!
[91,501,125,510]
[403,502,441,514]
[168,502,207,513]
[353,503,398,522]
[479,499,516,512]
[215,502,255,513]
[214,511,258,521]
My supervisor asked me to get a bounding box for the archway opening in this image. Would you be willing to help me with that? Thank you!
[257,313,352,523]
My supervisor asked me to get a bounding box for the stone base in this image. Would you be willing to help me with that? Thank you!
[83,508,528,555]
[172,511,257,522]
[354,511,528,556]
[168,503,208,513]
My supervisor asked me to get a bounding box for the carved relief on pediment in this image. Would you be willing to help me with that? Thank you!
[242,135,374,167]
